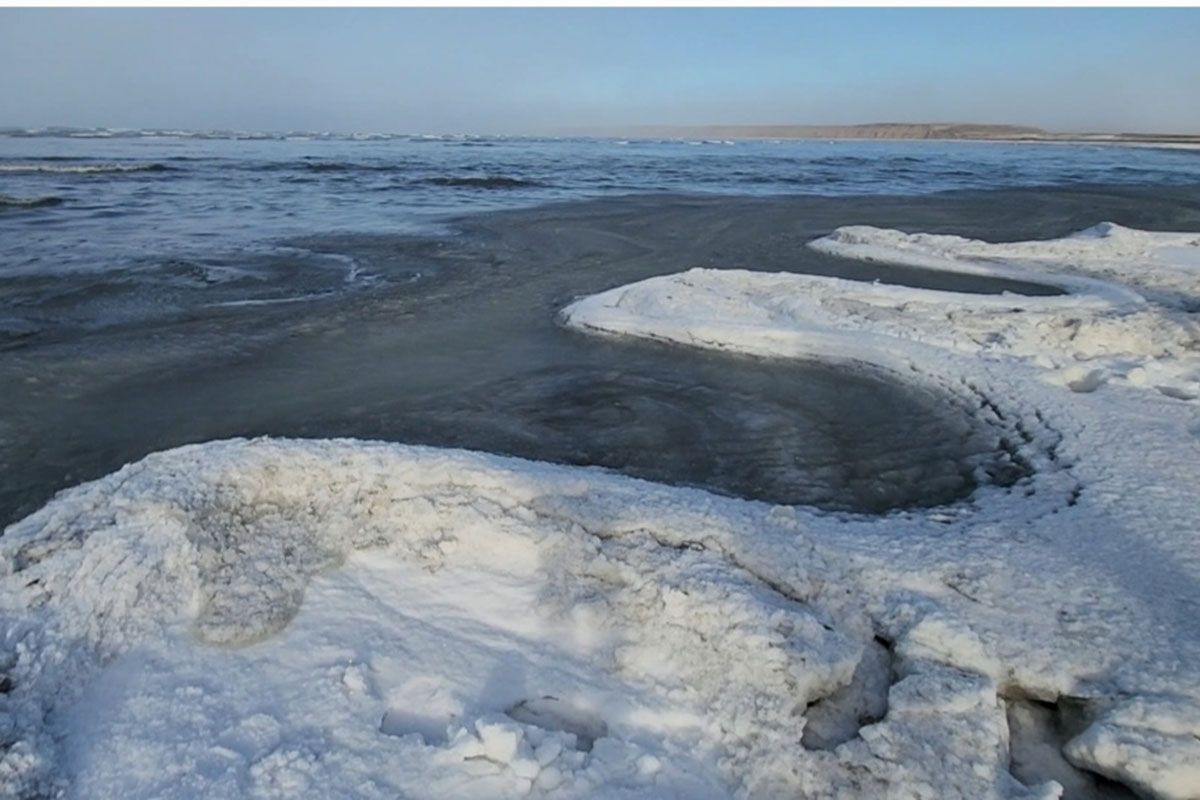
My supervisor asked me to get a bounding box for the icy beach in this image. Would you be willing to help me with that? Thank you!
[562,222,1200,798]
[4,216,1200,799]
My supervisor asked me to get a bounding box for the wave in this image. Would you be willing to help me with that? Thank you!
[302,162,357,172]
[298,161,415,173]
[0,127,517,143]
[0,162,177,175]
[422,175,545,189]
[737,174,840,186]
[806,156,872,168]
[803,156,928,168]
[262,161,406,173]
[0,193,64,209]
[8,155,80,162]
[255,163,541,186]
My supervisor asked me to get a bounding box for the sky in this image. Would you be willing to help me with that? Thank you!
[1,8,1198,135]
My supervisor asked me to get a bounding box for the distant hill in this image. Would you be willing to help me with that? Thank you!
[630,123,1048,140]
[615,123,1200,145]
[2,123,1196,146]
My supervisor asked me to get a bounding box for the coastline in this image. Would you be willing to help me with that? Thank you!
[608,123,1200,149]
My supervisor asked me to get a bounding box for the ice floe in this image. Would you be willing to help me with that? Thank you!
[3,224,1200,799]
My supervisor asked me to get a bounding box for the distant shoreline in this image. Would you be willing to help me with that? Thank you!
[612,123,1200,147]
[3,123,1199,148]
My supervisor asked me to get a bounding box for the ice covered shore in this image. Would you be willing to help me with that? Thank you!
[3,224,1199,799]
[565,223,1199,401]
[562,222,1200,799]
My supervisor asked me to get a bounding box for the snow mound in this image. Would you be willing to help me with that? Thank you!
[562,225,1200,403]
[811,222,1200,310]
[2,438,1067,799]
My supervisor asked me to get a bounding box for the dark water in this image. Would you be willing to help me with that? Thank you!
[4,135,1200,524]
[5,135,1199,337]
[4,134,1200,282]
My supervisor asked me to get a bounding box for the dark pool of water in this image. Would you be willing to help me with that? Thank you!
[0,190,1082,524]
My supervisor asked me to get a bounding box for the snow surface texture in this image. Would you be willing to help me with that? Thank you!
[2,441,1061,800]
[2,223,1198,800]
[561,223,1200,800]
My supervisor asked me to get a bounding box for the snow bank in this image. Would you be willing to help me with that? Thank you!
[3,439,1067,800]
[561,224,1200,799]
[564,224,1199,402]
[809,222,1200,399]
[811,222,1200,311]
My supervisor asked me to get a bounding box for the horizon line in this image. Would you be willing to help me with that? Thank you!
[3,122,1200,142]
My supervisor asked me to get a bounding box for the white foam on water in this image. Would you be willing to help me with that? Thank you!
[0,163,168,174]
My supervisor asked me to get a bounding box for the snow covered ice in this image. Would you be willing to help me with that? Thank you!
[4,223,1200,799]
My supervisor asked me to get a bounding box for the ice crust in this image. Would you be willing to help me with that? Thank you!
[3,223,1200,799]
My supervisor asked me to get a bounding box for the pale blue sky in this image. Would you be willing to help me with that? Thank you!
[1,8,1198,134]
